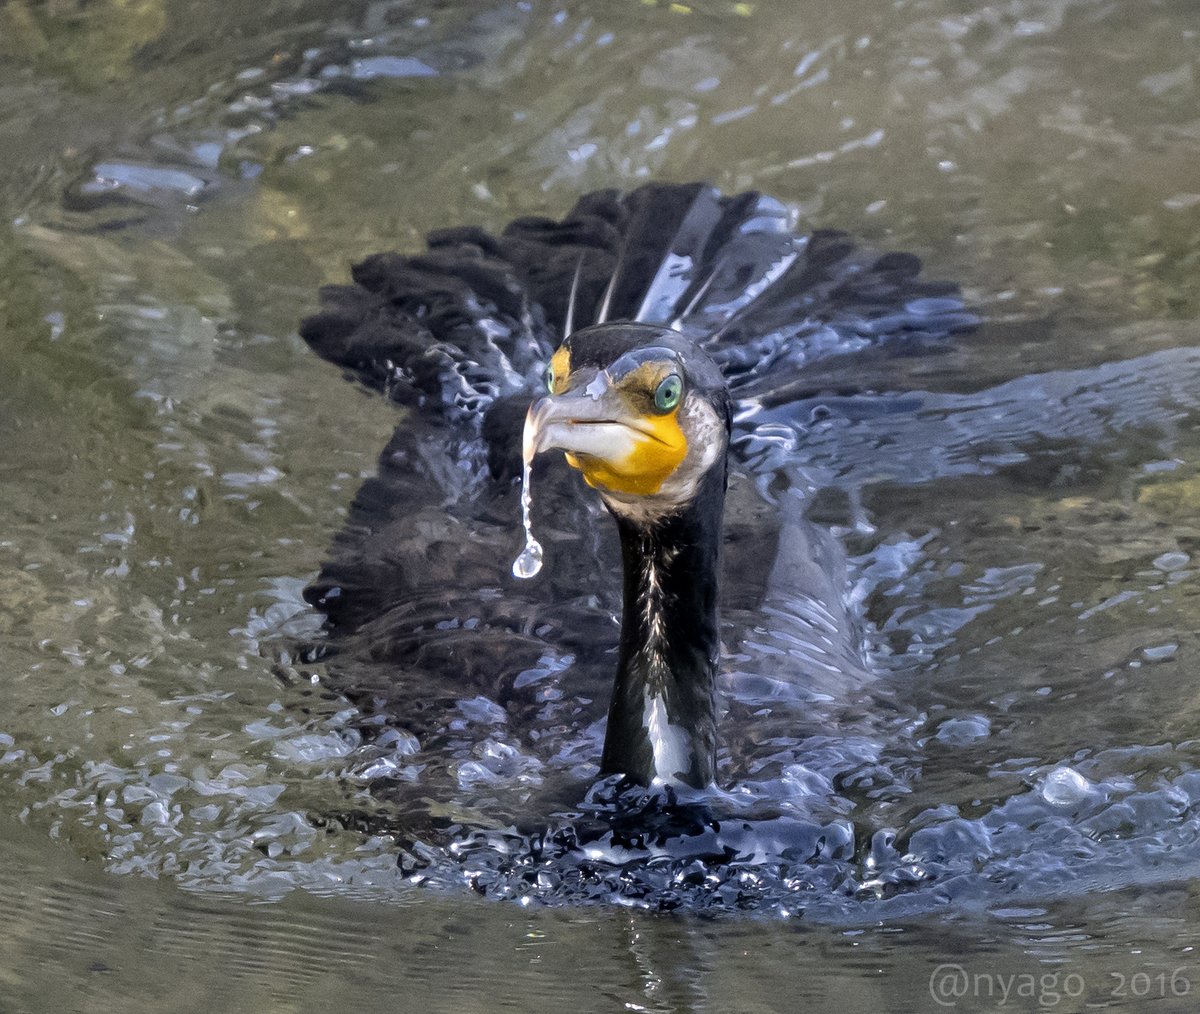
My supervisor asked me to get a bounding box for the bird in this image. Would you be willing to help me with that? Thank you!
[519,322,730,787]
[298,181,972,810]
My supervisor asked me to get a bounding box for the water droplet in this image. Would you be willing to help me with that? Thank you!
[1142,642,1178,662]
[934,714,991,746]
[1153,551,1189,572]
[512,449,542,579]
[1041,766,1092,806]
[513,540,542,580]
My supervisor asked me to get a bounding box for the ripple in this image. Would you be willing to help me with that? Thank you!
[2,0,1200,939]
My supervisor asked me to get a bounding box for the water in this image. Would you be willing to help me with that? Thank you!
[514,425,545,579]
[3,0,1200,1009]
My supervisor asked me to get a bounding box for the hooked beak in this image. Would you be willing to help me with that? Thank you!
[523,377,645,466]
[522,373,689,498]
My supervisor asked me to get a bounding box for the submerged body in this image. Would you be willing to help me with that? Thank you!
[299,182,971,804]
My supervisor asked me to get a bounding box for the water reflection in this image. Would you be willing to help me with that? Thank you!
[0,0,1197,983]
[250,174,1200,915]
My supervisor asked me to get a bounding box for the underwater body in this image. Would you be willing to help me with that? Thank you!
[3,0,1200,1008]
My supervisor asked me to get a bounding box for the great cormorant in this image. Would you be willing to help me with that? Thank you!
[299,182,969,802]
[519,323,730,787]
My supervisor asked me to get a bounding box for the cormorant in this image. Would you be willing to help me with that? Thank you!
[518,323,730,787]
[299,182,970,802]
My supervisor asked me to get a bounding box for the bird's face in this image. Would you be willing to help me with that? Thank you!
[525,323,730,521]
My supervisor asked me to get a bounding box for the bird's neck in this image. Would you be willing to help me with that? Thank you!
[600,469,724,788]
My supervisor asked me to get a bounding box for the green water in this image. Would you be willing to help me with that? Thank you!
[2,0,1200,1010]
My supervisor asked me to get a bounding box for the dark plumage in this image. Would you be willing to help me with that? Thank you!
[298,182,972,802]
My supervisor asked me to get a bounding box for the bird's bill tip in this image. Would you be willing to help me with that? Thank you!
[522,393,641,466]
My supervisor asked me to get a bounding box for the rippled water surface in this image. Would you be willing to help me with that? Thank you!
[3,0,1200,1009]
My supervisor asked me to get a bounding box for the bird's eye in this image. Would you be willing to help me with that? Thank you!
[542,364,555,395]
[654,374,683,413]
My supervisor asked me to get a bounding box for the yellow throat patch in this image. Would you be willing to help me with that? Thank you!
[565,406,687,496]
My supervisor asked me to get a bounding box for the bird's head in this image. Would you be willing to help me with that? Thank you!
[525,323,731,523]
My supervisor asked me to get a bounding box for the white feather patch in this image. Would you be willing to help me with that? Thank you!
[643,693,692,785]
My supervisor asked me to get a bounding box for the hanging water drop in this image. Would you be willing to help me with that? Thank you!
[513,411,544,579]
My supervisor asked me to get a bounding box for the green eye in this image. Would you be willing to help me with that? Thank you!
[542,364,555,394]
[654,374,682,413]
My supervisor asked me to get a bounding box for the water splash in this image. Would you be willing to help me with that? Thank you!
[513,406,544,579]
[512,457,544,579]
